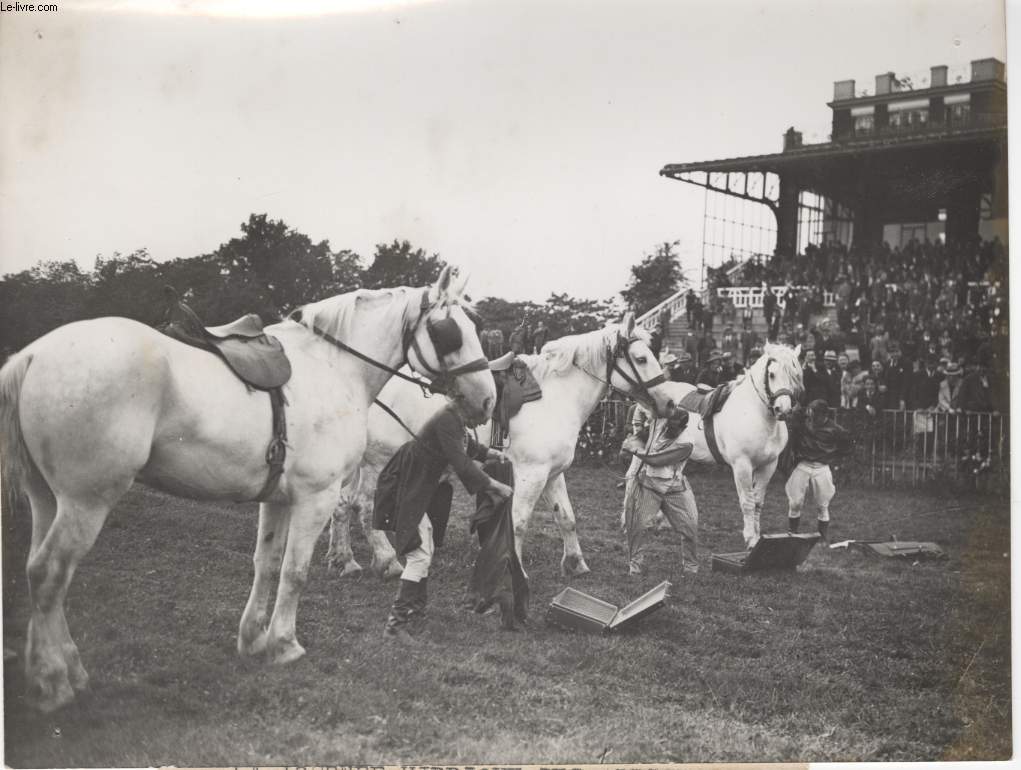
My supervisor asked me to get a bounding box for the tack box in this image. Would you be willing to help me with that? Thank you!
[546,580,672,633]
[711,533,820,575]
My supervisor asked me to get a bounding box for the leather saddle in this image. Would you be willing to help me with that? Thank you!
[489,353,542,434]
[159,289,292,390]
[678,380,736,419]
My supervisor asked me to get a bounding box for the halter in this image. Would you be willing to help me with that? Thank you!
[749,356,799,412]
[305,288,488,395]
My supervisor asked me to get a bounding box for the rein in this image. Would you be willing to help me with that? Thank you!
[575,331,666,412]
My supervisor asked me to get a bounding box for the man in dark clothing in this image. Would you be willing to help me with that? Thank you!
[374,401,512,642]
[685,289,698,327]
[959,361,995,413]
[672,351,698,384]
[883,344,910,410]
[696,350,725,388]
[740,319,761,364]
[762,282,777,340]
[720,351,741,382]
[530,320,549,353]
[802,349,828,405]
[784,399,852,544]
[508,321,528,354]
[821,350,842,407]
[909,353,942,410]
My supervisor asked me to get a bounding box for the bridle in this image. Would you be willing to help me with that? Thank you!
[749,355,800,415]
[574,330,666,411]
[303,288,489,395]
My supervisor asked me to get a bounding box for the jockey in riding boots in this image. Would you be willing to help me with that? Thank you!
[784,398,852,544]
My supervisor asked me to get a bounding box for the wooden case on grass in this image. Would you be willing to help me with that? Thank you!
[711,532,820,575]
[546,580,672,633]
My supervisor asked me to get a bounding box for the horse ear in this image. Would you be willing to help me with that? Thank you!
[793,344,802,358]
[623,312,635,336]
[454,271,470,298]
[431,265,453,304]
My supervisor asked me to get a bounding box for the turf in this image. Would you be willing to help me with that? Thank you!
[2,465,1011,765]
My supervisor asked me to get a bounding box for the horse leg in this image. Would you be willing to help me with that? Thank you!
[542,473,590,577]
[24,495,111,712]
[263,489,339,664]
[752,459,778,537]
[238,502,291,656]
[509,466,549,575]
[325,494,363,578]
[732,460,759,549]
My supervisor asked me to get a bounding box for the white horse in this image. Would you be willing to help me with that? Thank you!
[666,342,803,548]
[326,314,677,578]
[0,267,494,712]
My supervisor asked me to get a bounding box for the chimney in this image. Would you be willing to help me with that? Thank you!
[971,58,1006,82]
[931,65,948,87]
[833,80,855,100]
[875,72,896,95]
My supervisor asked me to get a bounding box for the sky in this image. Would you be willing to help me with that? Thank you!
[0,0,1007,303]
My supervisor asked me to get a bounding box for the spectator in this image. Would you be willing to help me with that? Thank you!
[883,344,910,410]
[531,320,549,354]
[937,362,964,413]
[910,353,943,410]
[508,321,528,355]
[683,330,699,365]
[821,350,842,407]
[856,375,886,417]
[684,288,698,327]
[740,317,761,364]
[672,351,697,384]
[802,349,827,404]
[840,359,864,408]
[959,360,994,413]
[696,350,725,388]
[720,351,741,382]
[696,332,717,368]
[762,282,778,340]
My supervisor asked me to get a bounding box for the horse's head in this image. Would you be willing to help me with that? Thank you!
[752,342,804,420]
[605,312,676,417]
[406,266,496,426]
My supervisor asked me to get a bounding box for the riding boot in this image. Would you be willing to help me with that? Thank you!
[787,516,801,533]
[817,519,830,545]
[411,578,428,633]
[383,579,419,644]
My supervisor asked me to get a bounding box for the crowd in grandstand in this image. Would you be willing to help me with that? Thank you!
[659,237,1007,415]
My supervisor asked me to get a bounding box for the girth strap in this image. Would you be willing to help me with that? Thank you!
[254,386,288,502]
[704,414,728,466]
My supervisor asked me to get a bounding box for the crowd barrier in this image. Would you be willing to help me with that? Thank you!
[576,399,1009,495]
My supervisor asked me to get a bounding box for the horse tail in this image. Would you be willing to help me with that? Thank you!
[0,352,42,514]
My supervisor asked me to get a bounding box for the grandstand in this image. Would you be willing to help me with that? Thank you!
[641,57,1008,366]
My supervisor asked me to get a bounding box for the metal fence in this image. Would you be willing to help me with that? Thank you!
[576,399,1009,495]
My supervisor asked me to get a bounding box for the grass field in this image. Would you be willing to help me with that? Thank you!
[2,464,1011,766]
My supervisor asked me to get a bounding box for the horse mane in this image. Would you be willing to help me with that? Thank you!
[520,324,648,383]
[294,285,476,342]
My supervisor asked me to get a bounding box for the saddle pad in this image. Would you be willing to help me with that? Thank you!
[678,380,736,419]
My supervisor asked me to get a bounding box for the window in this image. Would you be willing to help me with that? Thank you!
[853,114,874,136]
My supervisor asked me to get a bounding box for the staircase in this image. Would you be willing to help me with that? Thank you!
[637,287,838,359]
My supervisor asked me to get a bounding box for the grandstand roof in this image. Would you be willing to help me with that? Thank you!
[659,124,1006,178]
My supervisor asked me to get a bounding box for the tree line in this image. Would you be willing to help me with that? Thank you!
[0,214,688,356]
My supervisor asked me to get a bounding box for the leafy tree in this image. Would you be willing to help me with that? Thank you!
[209,213,363,321]
[362,239,446,289]
[620,241,688,316]
[0,261,92,355]
[87,249,167,325]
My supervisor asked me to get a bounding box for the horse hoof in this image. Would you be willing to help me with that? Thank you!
[269,639,306,665]
[378,560,404,581]
[561,555,591,577]
[337,561,364,579]
[65,653,89,692]
[237,626,269,657]
[27,671,76,713]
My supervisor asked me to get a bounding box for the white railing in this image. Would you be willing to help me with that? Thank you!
[717,286,837,309]
[637,285,837,330]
